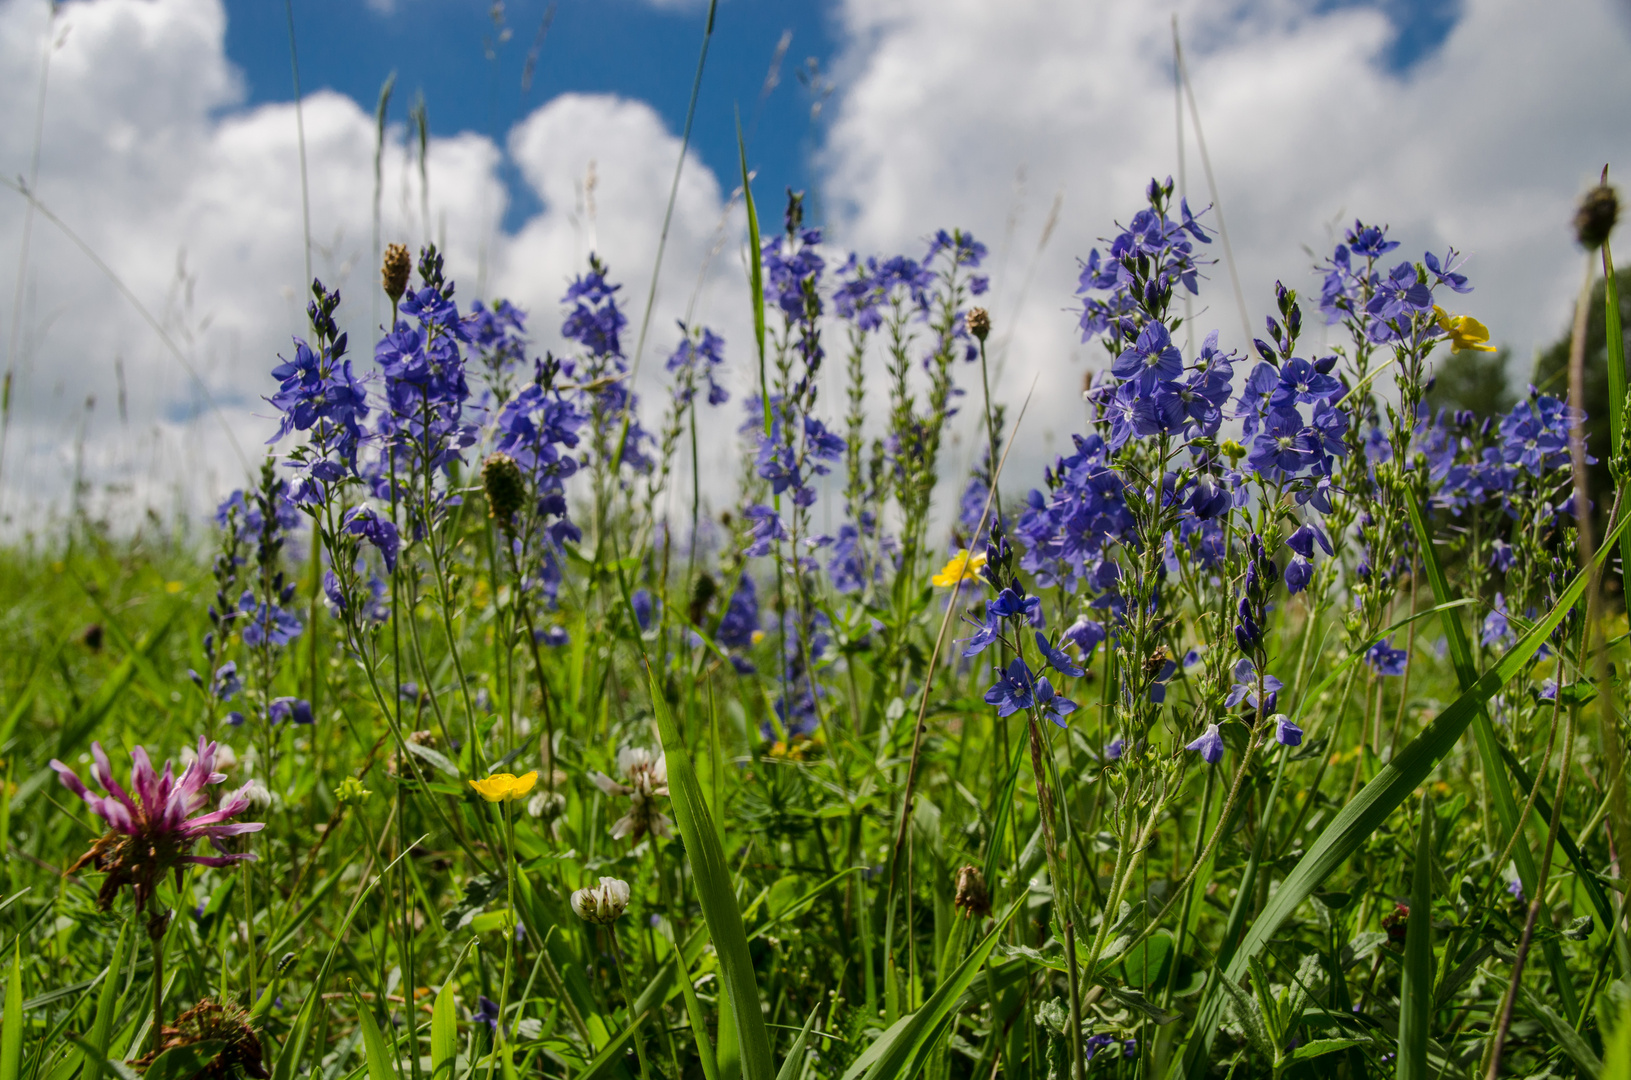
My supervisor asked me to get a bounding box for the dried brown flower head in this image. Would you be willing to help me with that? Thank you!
[382,243,412,303]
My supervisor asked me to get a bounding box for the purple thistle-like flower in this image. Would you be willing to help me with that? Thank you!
[49,738,263,912]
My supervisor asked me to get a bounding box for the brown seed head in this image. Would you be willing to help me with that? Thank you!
[1575,183,1619,250]
[966,307,991,343]
[382,243,412,303]
[954,865,992,919]
[482,452,527,531]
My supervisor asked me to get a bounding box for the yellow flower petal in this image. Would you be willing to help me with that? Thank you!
[470,773,520,802]
[510,770,539,798]
[931,549,987,587]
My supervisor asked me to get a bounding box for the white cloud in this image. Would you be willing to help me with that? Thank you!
[817,0,1631,472]
[1,0,1628,534]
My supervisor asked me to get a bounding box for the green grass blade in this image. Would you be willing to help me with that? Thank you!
[82,922,129,1080]
[645,662,772,1080]
[1397,792,1433,1080]
[576,1012,647,1080]
[1170,504,1631,1079]
[844,899,1019,1080]
[735,116,768,439]
[352,990,399,1080]
[2,943,22,1080]
[1406,490,1579,1019]
[54,612,177,758]
[430,983,457,1080]
[773,1005,819,1080]
[1601,238,1629,592]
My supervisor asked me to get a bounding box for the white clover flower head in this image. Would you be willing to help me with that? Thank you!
[587,746,672,842]
[234,778,274,810]
[571,877,631,925]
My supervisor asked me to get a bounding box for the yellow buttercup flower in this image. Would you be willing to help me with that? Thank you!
[470,771,539,802]
[1433,306,1497,354]
[932,549,987,587]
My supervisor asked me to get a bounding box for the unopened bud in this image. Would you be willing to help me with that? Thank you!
[382,243,412,303]
[966,307,991,343]
[1575,182,1619,250]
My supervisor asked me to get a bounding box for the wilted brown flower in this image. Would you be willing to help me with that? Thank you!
[966,307,991,343]
[954,865,991,919]
[133,999,267,1080]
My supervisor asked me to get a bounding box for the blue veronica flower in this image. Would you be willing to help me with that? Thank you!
[1224,658,1282,712]
[269,696,314,725]
[239,591,303,647]
[989,587,1044,627]
[665,323,729,406]
[742,504,788,558]
[1287,523,1333,559]
[1274,715,1304,747]
[1061,614,1106,659]
[960,606,1003,658]
[1104,738,1125,761]
[1482,592,1514,648]
[1268,357,1342,409]
[1112,322,1184,390]
[1284,556,1313,594]
[342,507,400,573]
[1365,260,1434,323]
[631,590,656,632]
[716,574,760,651]
[1186,723,1225,765]
[1034,631,1084,678]
[983,658,1035,718]
[1367,638,1410,677]
[1033,676,1077,727]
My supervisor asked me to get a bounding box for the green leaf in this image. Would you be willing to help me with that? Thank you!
[352,991,399,1080]
[1288,1039,1368,1062]
[1120,931,1173,989]
[430,983,458,1080]
[144,1041,226,1080]
[1397,792,1433,1080]
[645,663,773,1080]
[2,943,22,1080]
[1520,987,1601,1078]
[843,898,1019,1080]
[1218,976,1271,1063]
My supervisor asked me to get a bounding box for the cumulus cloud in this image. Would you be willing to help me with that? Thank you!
[818,0,1631,471]
[1,0,1628,534]
[0,0,745,532]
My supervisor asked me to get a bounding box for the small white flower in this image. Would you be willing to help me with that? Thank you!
[587,747,671,842]
[571,877,631,925]
[233,778,273,810]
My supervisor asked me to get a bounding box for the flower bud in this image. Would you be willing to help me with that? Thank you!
[482,452,526,531]
[1575,182,1619,250]
[382,243,412,303]
[571,877,631,925]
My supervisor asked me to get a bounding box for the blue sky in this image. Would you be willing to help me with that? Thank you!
[223,0,838,232]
